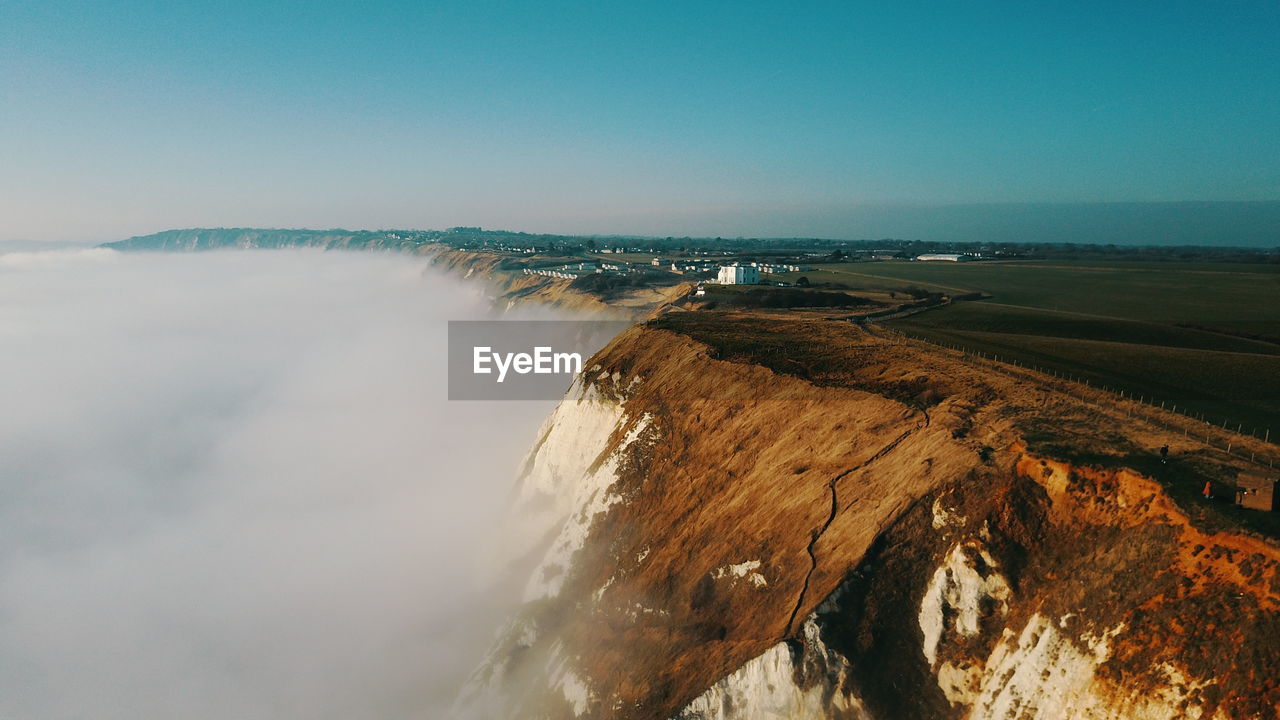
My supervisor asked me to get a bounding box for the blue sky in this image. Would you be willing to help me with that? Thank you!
[1,1,1277,242]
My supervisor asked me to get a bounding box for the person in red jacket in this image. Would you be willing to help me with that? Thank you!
[1202,481,1213,500]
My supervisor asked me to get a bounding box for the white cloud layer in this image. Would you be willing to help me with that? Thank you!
[0,248,557,719]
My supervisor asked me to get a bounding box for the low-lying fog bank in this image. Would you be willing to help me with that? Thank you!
[0,248,565,719]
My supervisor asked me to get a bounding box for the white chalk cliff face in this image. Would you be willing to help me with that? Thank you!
[511,376,638,603]
[458,371,653,719]
[671,531,1220,720]
[674,605,871,720]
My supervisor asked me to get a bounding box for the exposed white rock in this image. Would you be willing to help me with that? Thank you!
[932,496,967,529]
[912,537,1223,720]
[459,375,650,718]
[545,642,592,717]
[673,618,869,720]
[558,669,590,717]
[712,560,768,588]
[620,602,670,623]
[937,660,983,705]
[963,613,1209,720]
[918,541,1012,666]
[511,377,653,601]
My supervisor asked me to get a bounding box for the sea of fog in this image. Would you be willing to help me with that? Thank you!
[0,248,567,719]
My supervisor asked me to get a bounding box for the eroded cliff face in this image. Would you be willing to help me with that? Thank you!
[459,316,1280,720]
[752,451,1280,720]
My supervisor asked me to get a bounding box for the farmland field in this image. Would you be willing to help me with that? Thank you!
[773,260,1280,435]
[782,260,1280,337]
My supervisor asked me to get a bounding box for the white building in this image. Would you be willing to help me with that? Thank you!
[915,253,971,262]
[716,264,760,284]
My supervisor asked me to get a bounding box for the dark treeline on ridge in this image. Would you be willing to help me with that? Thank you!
[105,226,1280,265]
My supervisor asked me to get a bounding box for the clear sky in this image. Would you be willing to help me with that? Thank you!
[2,1,1278,243]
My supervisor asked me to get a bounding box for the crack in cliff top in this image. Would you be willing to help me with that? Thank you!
[784,427,916,638]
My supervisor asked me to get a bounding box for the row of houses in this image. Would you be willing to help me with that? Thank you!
[651,257,810,275]
[523,268,576,279]
[916,253,975,262]
[525,261,642,279]
[671,262,716,274]
[750,262,810,273]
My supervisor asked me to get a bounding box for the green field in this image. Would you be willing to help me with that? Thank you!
[782,260,1280,338]
[775,260,1280,435]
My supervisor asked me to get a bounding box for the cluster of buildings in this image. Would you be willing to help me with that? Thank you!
[709,261,812,284]
[647,257,810,279]
[915,253,976,262]
[526,260,642,279]
[750,262,809,273]
[522,268,577,279]
[597,247,657,254]
[670,261,716,274]
[518,256,815,287]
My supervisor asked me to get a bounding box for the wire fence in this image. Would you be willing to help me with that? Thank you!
[874,325,1279,472]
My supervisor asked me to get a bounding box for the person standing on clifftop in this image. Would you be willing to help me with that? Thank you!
[1203,481,1213,500]
[1160,445,1169,464]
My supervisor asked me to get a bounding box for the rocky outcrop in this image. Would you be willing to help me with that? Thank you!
[675,615,869,720]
